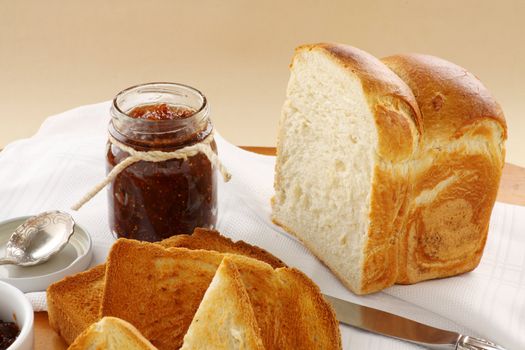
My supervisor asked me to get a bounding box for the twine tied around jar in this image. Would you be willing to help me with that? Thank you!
[71,133,231,211]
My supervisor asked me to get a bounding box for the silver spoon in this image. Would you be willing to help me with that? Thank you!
[0,211,75,266]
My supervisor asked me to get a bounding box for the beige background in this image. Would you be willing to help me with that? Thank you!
[1,0,524,166]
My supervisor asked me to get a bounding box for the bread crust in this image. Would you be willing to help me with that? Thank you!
[382,54,506,140]
[383,54,506,284]
[161,228,286,269]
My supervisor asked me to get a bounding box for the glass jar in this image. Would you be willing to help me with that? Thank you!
[106,82,217,241]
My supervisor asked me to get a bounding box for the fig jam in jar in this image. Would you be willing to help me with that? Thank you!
[107,83,217,241]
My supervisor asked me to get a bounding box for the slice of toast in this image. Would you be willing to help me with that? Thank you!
[47,264,106,345]
[101,239,225,350]
[102,240,341,350]
[180,257,265,350]
[227,255,342,349]
[67,316,157,350]
[47,229,286,345]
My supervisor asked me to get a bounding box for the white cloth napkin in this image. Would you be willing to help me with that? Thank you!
[0,101,523,349]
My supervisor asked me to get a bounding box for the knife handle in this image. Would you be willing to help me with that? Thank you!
[456,335,507,350]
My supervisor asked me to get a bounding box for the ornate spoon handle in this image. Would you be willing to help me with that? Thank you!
[456,335,507,350]
[0,258,16,265]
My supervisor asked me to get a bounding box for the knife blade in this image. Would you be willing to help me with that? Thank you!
[323,294,507,350]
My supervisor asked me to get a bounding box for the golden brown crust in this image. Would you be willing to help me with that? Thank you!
[221,259,265,349]
[382,53,507,140]
[160,228,286,269]
[400,153,502,283]
[383,54,506,284]
[362,165,408,293]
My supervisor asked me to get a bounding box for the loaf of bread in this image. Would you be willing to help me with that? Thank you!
[272,43,506,294]
[47,229,286,345]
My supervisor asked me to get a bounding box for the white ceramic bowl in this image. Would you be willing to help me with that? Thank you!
[0,281,33,350]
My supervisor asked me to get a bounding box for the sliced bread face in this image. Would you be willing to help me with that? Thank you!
[180,257,265,350]
[273,45,378,294]
[272,43,421,294]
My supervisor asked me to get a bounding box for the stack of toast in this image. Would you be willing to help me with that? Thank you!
[47,228,341,349]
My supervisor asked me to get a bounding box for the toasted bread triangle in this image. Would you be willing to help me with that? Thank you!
[67,316,157,350]
[181,257,265,350]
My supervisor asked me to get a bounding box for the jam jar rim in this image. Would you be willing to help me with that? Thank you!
[111,82,209,131]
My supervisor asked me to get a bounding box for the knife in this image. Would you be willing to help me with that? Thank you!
[323,294,507,350]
